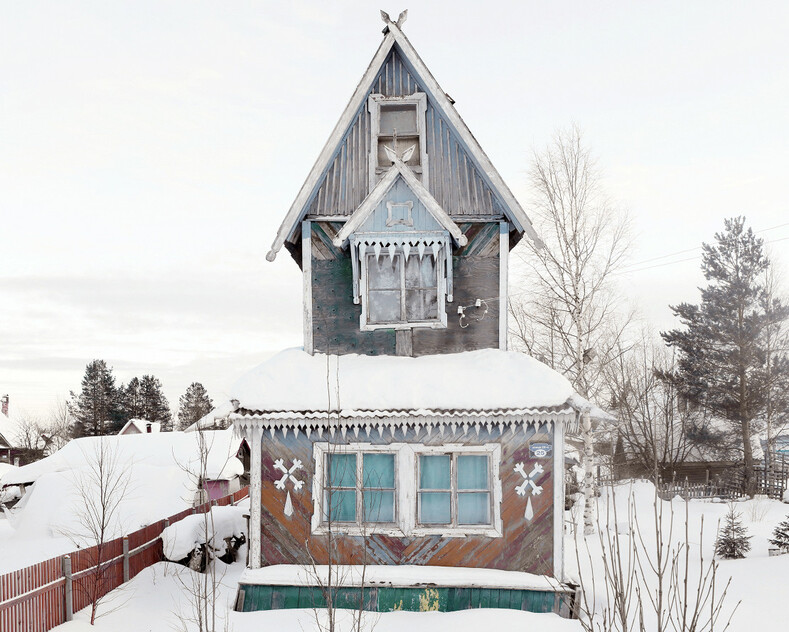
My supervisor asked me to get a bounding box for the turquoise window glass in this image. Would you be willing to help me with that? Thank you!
[457,455,488,490]
[458,492,490,524]
[420,491,451,523]
[363,490,395,522]
[419,455,450,489]
[363,454,395,489]
[328,454,356,488]
[325,490,356,522]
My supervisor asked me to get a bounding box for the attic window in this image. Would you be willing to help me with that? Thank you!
[369,94,428,186]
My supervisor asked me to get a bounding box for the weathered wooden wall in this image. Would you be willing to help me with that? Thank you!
[256,424,555,576]
[311,221,500,356]
[303,48,507,222]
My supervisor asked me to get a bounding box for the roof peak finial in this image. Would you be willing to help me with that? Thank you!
[380,9,407,33]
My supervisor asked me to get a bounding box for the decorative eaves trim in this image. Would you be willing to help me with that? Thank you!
[333,159,468,248]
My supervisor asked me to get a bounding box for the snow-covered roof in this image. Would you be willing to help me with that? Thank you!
[184,400,235,433]
[230,348,576,420]
[567,393,617,423]
[240,564,567,593]
[0,429,244,488]
[0,409,24,449]
[118,419,161,435]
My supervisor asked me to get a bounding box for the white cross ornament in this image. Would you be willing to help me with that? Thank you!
[514,462,545,522]
[274,458,303,491]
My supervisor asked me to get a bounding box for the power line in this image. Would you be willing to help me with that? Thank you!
[618,220,789,273]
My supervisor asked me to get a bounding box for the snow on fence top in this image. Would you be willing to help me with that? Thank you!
[240,564,568,593]
[230,348,576,415]
[0,429,243,487]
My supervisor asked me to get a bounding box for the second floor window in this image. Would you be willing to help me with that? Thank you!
[366,252,438,326]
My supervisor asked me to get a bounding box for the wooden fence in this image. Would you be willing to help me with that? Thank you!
[0,486,249,632]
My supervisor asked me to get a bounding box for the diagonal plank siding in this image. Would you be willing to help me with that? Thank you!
[257,423,556,576]
[305,48,504,220]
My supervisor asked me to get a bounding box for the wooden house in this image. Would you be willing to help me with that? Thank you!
[230,12,590,616]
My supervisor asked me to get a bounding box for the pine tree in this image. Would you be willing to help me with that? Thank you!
[661,217,789,495]
[138,375,172,431]
[715,506,752,559]
[121,377,145,421]
[769,515,789,552]
[177,382,213,430]
[69,360,123,437]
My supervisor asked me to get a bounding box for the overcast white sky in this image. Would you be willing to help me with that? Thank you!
[2,1,788,418]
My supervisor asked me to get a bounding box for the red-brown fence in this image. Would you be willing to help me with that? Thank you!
[0,486,249,632]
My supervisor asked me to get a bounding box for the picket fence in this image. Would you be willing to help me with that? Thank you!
[0,486,249,632]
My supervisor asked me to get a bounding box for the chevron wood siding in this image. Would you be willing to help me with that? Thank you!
[256,423,555,576]
[304,49,505,220]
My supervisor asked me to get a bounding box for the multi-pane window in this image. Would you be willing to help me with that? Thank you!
[418,453,491,526]
[366,253,438,325]
[368,93,428,188]
[323,452,397,525]
[377,104,421,169]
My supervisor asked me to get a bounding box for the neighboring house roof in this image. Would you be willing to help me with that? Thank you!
[183,400,236,433]
[265,18,540,263]
[0,410,23,450]
[0,429,244,488]
[225,348,600,436]
[118,419,161,435]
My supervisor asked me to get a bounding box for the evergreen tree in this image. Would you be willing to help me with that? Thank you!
[69,360,123,437]
[714,506,752,559]
[121,377,145,421]
[769,514,789,552]
[661,217,789,495]
[177,382,213,430]
[138,375,172,431]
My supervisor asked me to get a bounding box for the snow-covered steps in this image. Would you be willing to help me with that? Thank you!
[234,564,577,617]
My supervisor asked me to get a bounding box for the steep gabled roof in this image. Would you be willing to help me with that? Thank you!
[266,16,541,262]
[333,157,468,248]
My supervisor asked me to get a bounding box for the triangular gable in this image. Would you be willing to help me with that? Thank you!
[333,159,468,248]
[266,17,541,262]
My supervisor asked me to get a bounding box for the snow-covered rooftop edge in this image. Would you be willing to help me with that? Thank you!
[240,564,572,593]
[228,348,603,424]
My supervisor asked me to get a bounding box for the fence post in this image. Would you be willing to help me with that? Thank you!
[62,555,73,622]
[122,536,130,583]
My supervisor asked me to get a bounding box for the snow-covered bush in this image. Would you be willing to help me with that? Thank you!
[715,506,752,559]
[161,505,246,571]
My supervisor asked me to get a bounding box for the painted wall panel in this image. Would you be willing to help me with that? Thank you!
[256,424,556,576]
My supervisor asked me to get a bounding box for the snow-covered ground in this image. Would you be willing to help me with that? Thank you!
[566,481,789,631]
[50,559,581,632]
[9,479,789,631]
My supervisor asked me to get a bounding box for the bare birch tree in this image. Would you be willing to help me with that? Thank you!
[511,126,632,533]
[66,439,131,625]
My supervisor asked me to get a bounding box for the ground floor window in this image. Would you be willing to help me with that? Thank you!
[311,442,502,537]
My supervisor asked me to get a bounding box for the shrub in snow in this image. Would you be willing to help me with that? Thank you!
[161,505,246,572]
[769,514,789,553]
[714,506,752,559]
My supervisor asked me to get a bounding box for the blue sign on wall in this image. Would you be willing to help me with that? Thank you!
[529,443,552,459]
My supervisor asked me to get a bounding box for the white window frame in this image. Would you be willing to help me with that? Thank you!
[368,93,429,189]
[311,442,502,538]
[360,249,447,331]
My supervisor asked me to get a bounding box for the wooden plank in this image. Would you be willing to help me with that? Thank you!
[302,221,313,355]
[499,222,508,351]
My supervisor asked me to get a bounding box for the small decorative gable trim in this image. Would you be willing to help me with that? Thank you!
[265,17,541,263]
[333,158,467,249]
